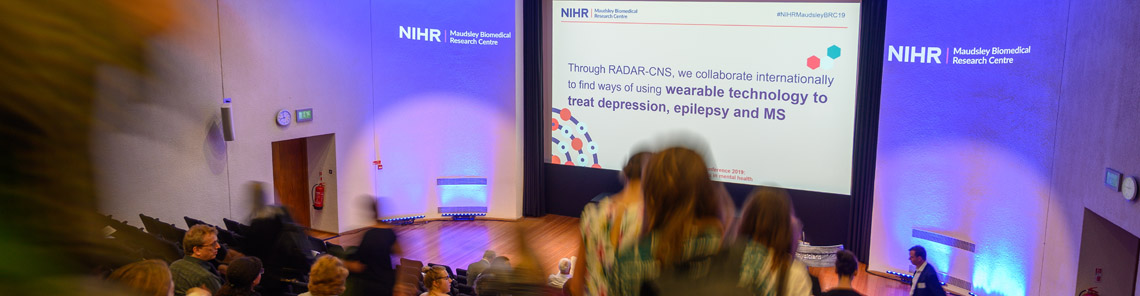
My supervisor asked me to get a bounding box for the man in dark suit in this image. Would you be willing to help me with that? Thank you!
[466,250,496,285]
[908,245,947,296]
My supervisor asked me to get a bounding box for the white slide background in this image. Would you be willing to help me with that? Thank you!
[551,1,861,195]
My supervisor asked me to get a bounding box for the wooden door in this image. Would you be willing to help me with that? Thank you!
[271,138,310,228]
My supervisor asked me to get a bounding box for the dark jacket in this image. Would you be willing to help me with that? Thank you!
[466,259,490,286]
[912,263,947,296]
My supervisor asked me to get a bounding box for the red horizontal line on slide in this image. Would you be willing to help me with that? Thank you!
[561,20,846,29]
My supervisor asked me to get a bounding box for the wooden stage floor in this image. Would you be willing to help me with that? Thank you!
[321,214,914,295]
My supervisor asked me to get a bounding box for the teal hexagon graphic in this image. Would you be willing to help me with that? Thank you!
[827,45,841,59]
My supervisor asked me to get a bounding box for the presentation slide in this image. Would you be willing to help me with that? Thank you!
[549,1,861,195]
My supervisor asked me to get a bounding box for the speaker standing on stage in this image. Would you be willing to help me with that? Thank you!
[907,245,946,296]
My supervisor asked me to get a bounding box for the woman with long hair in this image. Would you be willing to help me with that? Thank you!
[736,186,812,296]
[608,147,725,296]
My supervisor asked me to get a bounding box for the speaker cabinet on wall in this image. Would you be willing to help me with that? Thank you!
[221,101,235,141]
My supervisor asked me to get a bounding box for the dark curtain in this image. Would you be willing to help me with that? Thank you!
[847,0,888,262]
[522,0,546,217]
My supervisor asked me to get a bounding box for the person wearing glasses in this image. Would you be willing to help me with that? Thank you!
[421,266,452,296]
[171,225,223,296]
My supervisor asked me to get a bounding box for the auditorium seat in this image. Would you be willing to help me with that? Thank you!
[325,242,346,258]
[398,264,424,284]
[107,218,182,263]
[140,214,187,244]
[223,218,251,237]
[184,216,207,228]
[308,235,327,254]
[400,258,424,270]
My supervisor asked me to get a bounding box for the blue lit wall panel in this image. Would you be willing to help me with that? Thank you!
[370,1,516,217]
[870,1,1068,295]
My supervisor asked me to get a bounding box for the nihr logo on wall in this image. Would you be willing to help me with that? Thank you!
[887,45,943,64]
[399,26,442,42]
[887,45,1033,65]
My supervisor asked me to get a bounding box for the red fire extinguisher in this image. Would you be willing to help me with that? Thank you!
[312,172,325,210]
[1079,287,1099,296]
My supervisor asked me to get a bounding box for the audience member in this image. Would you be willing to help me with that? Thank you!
[570,151,651,296]
[171,225,223,296]
[465,250,496,286]
[907,245,947,296]
[474,272,498,296]
[107,259,174,296]
[473,255,514,292]
[419,265,452,296]
[490,256,512,274]
[300,255,349,296]
[473,226,551,296]
[345,196,402,296]
[246,204,316,295]
[821,250,863,296]
[736,186,813,296]
[547,257,574,289]
[216,256,263,296]
[609,147,725,296]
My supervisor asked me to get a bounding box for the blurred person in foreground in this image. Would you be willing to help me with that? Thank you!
[107,259,174,296]
[568,151,652,296]
[0,0,176,294]
[821,250,863,296]
[344,196,402,296]
[470,224,548,296]
[109,259,212,296]
[737,186,812,296]
[245,190,316,295]
[608,147,726,296]
[300,255,349,296]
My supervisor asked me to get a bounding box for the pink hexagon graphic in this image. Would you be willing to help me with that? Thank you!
[807,55,820,70]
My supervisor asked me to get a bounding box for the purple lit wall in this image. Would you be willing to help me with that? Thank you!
[869,1,1069,295]
[371,1,521,219]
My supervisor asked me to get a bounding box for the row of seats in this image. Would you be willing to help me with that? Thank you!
[103,214,345,264]
[106,214,489,295]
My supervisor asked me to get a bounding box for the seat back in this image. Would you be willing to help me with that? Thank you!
[400,257,424,270]
[140,214,187,244]
[223,218,251,236]
[184,216,208,228]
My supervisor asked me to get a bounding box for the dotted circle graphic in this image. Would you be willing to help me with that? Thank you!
[552,107,600,168]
